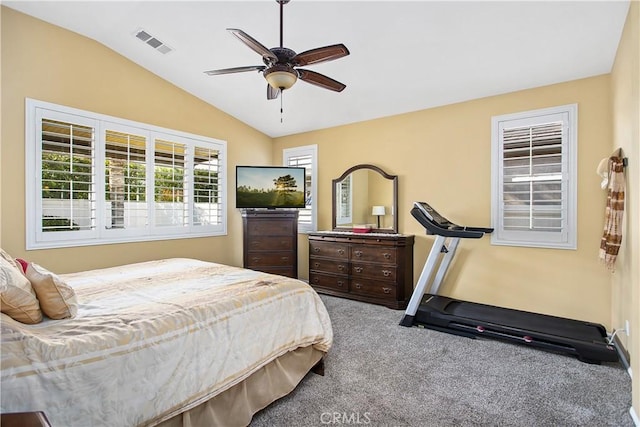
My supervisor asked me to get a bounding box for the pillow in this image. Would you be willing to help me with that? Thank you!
[0,256,43,324]
[15,258,28,274]
[25,263,78,320]
[0,248,23,272]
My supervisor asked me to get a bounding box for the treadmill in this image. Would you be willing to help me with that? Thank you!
[400,201,618,364]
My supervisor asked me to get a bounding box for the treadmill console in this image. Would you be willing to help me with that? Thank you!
[413,202,455,228]
[411,201,493,238]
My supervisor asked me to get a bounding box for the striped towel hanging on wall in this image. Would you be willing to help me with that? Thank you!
[599,149,626,270]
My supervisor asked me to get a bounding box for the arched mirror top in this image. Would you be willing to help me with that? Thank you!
[332,164,398,234]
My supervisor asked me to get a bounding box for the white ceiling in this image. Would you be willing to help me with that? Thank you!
[4,1,630,138]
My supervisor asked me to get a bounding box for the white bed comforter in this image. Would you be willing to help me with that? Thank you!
[1,258,333,426]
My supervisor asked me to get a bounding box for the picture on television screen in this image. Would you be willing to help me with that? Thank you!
[236,166,306,209]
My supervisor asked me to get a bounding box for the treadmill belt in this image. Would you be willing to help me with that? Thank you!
[445,300,606,342]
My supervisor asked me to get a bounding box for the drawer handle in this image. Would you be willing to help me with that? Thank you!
[383,287,392,294]
[281,256,289,261]
[382,270,391,277]
[314,262,320,268]
[313,277,320,284]
[384,253,391,259]
[313,247,320,253]
[355,283,362,289]
[354,266,363,273]
[337,248,345,255]
[337,281,344,287]
[252,257,261,262]
[354,250,363,257]
[338,265,345,271]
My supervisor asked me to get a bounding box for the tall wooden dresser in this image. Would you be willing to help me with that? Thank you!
[242,210,298,278]
[308,232,414,309]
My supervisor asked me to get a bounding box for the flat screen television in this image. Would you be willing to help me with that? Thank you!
[236,166,306,209]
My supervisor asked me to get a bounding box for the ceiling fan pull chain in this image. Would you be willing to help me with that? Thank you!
[280,92,284,123]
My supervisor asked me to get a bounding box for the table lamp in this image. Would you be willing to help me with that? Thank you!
[372,205,386,228]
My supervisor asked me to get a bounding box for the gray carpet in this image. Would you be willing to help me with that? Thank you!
[250,295,633,427]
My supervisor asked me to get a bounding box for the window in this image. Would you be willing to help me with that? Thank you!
[335,174,352,225]
[283,145,317,233]
[491,104,577,249]
[26,99,227,249]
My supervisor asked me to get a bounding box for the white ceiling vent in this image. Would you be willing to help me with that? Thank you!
[134,28,173,54]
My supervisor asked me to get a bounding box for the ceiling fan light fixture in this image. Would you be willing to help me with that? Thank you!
[264,67,298,90]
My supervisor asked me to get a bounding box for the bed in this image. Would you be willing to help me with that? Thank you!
[0,257,333,426]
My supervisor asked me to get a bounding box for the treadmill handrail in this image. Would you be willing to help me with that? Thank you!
[411,206,490,239]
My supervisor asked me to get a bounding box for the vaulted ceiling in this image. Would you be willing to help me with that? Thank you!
[4,1,631,138]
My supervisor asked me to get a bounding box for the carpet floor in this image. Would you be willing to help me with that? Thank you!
[250,294,633,427]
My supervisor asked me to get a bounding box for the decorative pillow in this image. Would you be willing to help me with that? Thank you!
[0,248,23,272]
[25,263,78,320]
[0,256,43,324]
[15,258,28,274]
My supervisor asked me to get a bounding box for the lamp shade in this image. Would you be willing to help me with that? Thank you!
[264,66,298,90]
[372,206,386,216]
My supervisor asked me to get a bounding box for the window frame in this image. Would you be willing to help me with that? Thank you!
[26,98,227,250]
[283,144,317,233]
[490,104,577,250]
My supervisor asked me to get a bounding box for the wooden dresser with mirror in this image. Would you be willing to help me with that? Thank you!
[308,164,414,309]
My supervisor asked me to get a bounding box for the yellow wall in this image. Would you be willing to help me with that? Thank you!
[1,7,273,272]
[275,75,615,329]
[610,0,640,419]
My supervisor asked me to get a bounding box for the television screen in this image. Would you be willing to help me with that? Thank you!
[236,166,306,209]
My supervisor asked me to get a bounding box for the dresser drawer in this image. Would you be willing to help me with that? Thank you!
[309,272,348,292]
[248,220,295,236]
[254,266,296,278]
[351,246,397,264]
[350,279,397,299]
[351,263,396,281]
[309,241,349,260]
[246,251,294,267]
[247,236,294,251]
[310,258,349,275]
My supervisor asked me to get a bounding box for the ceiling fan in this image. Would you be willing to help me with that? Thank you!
[204,0,350,100]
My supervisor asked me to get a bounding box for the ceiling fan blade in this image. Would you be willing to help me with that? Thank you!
[204,65,265,76]
[227,28,278,63]
[292,44,350,66]
[297,69,346,92]
[267,84,281,100]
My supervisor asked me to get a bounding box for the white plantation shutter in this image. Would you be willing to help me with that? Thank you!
[26,99,227,249]
[284,145,317,233]
[491,105,577,249]
[193,145,222,226]
[35,113,98,245]
[105,128,147,231]
[154,139,188,228]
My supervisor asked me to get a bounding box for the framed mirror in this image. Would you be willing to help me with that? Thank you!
[332,164,398,233]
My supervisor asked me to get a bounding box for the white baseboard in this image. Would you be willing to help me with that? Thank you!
[630,407,639,426]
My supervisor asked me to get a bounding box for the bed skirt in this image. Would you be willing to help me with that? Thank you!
[153,346,324,427]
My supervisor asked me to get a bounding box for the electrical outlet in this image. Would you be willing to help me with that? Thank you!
[625,320,630,336]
